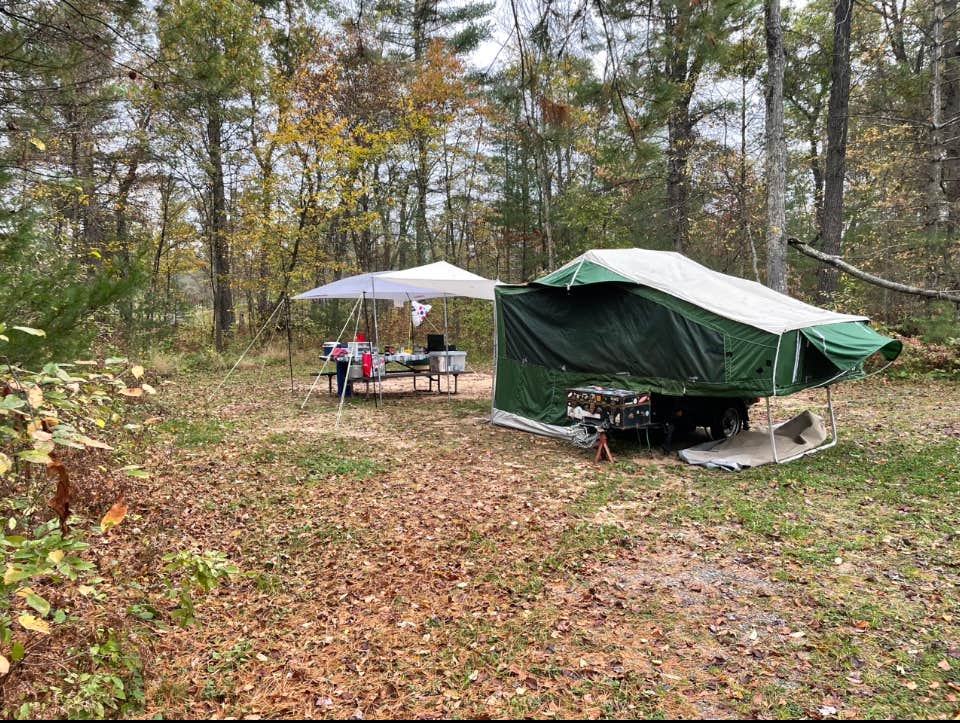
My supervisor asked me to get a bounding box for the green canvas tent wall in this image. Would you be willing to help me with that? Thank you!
[492,249,902,438]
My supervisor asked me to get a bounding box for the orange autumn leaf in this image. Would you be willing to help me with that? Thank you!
[101,495,128,532]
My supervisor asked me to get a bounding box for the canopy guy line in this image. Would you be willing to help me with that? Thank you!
[336,298,365,428]
[207,299,285,405]
[299,296,363,411]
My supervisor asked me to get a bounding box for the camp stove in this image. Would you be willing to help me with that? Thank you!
[566,386,653,431]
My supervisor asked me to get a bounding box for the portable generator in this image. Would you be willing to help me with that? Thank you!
[566,385,653,431]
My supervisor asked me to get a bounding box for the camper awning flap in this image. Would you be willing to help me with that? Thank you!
[535,249,869,335]
[801,322,903,371]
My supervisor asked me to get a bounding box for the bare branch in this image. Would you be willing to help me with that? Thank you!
[787,237,960,303]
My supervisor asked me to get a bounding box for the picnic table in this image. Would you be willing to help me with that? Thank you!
[315,354,471,396]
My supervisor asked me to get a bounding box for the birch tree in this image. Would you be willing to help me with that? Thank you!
[764,0,788,292]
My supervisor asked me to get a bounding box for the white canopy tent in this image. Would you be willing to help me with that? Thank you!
[292,262,499,417]
[378,261,500,301]
[292,272,435,303]
[208,263,499,423]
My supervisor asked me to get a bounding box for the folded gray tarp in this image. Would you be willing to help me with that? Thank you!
[679,411,828,471]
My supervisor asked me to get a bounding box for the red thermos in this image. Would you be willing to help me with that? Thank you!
[362,352,373,378]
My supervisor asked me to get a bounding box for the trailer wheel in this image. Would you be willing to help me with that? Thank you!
[709,404,745,440]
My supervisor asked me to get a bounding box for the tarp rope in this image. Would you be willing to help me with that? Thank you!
[299,296,363,410]
[335,299,365,428]
[207,299,285,405]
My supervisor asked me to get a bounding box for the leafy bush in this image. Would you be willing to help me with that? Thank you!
[0,329,156,705]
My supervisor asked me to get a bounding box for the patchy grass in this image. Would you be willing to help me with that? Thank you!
[12,370,955,720]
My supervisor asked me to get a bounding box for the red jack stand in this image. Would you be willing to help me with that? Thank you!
[594,431,615,463]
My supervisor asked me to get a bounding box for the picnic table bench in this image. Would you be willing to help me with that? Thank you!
[315,368,472,395]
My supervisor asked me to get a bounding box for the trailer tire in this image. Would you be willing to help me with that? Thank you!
[709,404,746,441]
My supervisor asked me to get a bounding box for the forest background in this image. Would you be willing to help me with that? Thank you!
[2,0,959,366]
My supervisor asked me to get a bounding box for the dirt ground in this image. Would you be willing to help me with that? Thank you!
[22,367,959,719]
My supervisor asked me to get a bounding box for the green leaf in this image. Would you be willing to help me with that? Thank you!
[11,642,24,662]
[0,396,25,411]
[17,449,52,465]
[22,591,51,617]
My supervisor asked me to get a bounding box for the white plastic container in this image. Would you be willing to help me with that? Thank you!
[428,351,467,373]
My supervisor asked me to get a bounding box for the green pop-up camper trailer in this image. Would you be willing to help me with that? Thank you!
[492,249,902,462]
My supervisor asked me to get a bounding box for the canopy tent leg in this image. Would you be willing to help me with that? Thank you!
[335,298,364,429]
[299,296,362,410]
[371,278,383,409]
[207,299,285,404]
[443,295,450,399]
[767,385,839,465]
[285,294,295,397]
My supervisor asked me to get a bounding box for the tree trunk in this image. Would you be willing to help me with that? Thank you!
[939,0,960,220]
[666,113,693,253]
[818,0,854,303]
[928,0,949,234]
[809,131,824,232]
[740,76,760,282]
[764,0,788,293]
[207,100,234,351]
[412,0,432,264]
[534,130,555,270]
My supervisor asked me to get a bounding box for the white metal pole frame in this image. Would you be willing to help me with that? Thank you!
[443,295,450,399]
[767,334,784,463]
[766,385,839,465]
[299,296,363,410]
[765,333,841,464]
[774,385,838,465]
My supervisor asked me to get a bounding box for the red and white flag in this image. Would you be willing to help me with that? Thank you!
[411,300,432,328]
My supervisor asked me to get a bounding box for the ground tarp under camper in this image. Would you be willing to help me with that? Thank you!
[492,248,903,436]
